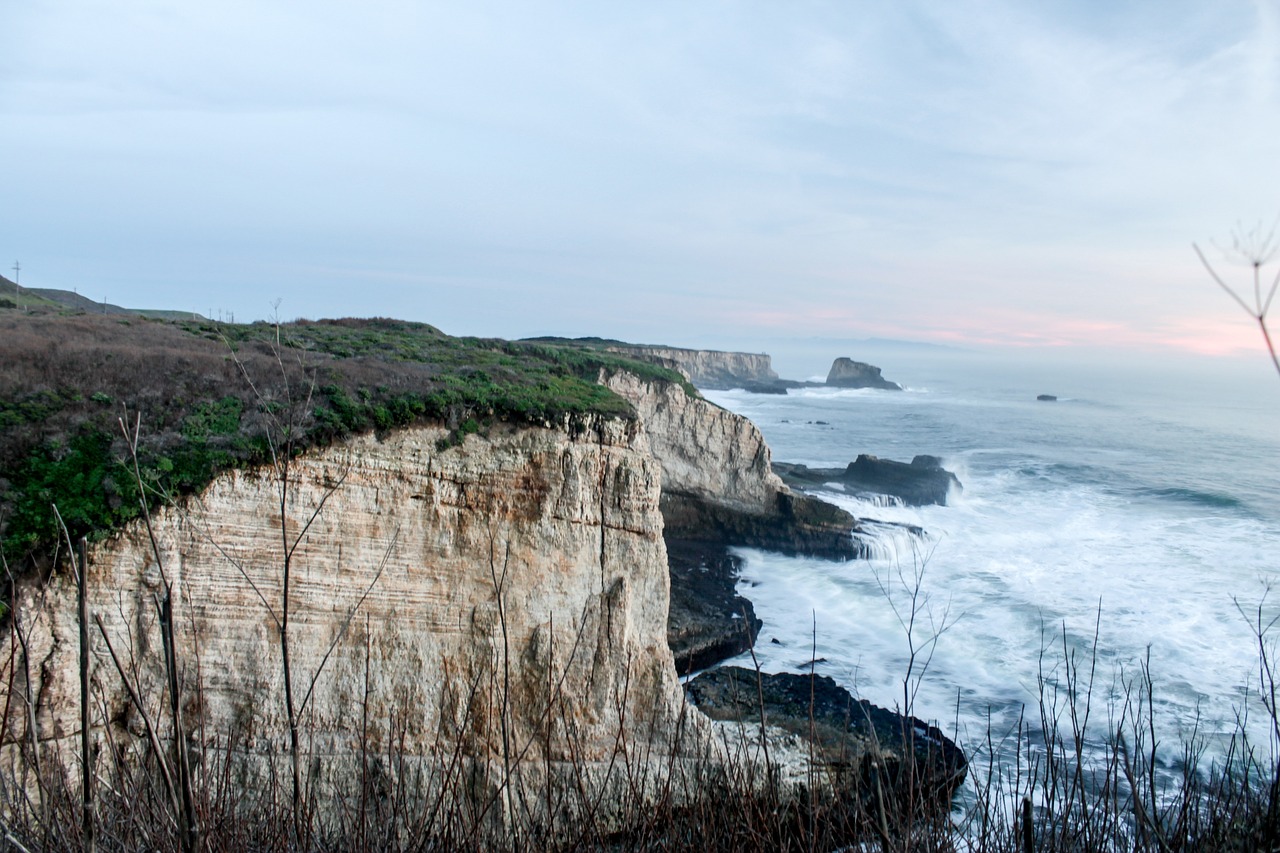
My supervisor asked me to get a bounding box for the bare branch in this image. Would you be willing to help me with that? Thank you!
[297,527,399,717]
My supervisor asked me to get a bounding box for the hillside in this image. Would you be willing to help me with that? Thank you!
[0,309,694,565]
[0,277,203,319]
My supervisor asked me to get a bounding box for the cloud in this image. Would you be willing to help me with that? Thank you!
[2,0,1278,355]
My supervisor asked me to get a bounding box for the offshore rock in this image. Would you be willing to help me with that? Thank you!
[774,454,962,507]
[825,357,903,391]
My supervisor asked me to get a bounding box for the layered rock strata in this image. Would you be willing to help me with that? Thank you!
[601,370,862,682]
[602,371,860,560]
[1,418,703,817]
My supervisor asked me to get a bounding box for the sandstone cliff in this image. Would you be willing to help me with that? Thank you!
[1,417,702,817]
[605,346,778,391]
[602,370,861,561]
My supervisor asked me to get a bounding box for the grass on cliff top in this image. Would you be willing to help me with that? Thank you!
[0,311,692,566]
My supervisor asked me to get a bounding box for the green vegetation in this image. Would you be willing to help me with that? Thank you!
[0,313,693,566]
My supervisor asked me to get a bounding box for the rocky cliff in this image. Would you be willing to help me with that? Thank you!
[602,370,860,560]
[605,346,778,391]
[825,357,903,391]
[602,370,862,673]
[1,417,703,816]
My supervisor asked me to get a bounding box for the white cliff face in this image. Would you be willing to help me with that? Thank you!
[602,371,784,514]
[604,347,777,389]
[2,417,696,793]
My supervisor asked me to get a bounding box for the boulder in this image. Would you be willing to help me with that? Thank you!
[825,358,902,391]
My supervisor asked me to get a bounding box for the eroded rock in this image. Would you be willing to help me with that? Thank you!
[825,358,903,391]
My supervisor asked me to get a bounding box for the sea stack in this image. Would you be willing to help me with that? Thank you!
[825,357,903,391]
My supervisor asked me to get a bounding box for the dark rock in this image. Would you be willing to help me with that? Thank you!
[687,666,967,804]
[1037,394,1057,402]
[666,538,762,675]
[660,491,869,562]
[825,357,903,391]
[844,455,960,506]
[773,455,962,507]
[739,378,830,394]
[738,380,790,394]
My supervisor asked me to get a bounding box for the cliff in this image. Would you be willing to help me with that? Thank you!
[604,345,778,391]
[1,417,704,821]
[603,370,861,560]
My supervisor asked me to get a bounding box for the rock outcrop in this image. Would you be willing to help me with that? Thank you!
[687,667,967,803]
[665,539,761,675]
[774,454,962,506]
[1,418,702,814]
[605,346,778,391]
[825,357,903,391]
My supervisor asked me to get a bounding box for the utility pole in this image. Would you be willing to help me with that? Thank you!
[11,261,23,312]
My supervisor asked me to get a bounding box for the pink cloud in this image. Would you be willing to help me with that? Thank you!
[723,302,1265,358]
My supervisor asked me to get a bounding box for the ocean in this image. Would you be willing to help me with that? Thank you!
[706,345,1280,788]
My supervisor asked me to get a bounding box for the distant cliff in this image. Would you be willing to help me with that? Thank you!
[604,345,778,391]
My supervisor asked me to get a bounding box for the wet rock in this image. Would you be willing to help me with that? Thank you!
[660,491,867,561]
[666,538,762,675]
[774,455,961,507]
[687,666,967,804]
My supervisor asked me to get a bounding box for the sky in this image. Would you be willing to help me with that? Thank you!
[4,1,1280,363]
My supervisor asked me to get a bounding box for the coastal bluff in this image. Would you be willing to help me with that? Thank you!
[5,417,703,811]
[0,315,963,842]
[603,344,778,390]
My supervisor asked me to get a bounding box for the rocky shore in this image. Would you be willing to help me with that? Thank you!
[599,355,967,818]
